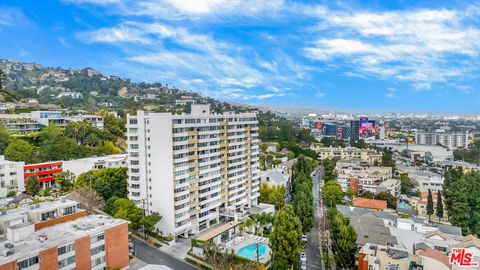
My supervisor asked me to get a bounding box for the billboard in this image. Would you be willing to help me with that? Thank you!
[314,121,323,130]
[337,127,343,139]
[358,119,376,138]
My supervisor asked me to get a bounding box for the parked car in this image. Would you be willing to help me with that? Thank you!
[301,262,307,270]
[302,234,308,242]
[300,252,307,263]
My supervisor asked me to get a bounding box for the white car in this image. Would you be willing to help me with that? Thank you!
[301,262,307,270]
[300,252,307,263]
[302,234,308,242]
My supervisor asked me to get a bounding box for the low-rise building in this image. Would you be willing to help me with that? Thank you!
[312,146,381,165]
[352,197,388,211]
[0,114,41,134]
[0,156,24,198]
[0,214,128,270]
[259,167,289,187]
[23,161,63,189]
[62,154,127,176]
[30,111,68,128]
[69,115,104,130]
[411,192,448,222]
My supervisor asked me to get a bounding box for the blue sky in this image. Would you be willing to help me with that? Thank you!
[1,0,480,113]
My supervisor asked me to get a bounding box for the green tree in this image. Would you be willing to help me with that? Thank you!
[436,190,444,223]
[374,191,397,209]
[75,167,128,200]
[269,205,303,267]
[326,208,357,269]
[55,171,76,192]
[38,125,83,161]
[322,158,337,183]
[25,175,41,196]
[259,182,286,210]
[109,197,144,229]
[0,126,11,154]
[381,149,396,171]
[4,138,36,163]
[426,189,434,222]
[399,173,413,194]
[293,181,314,233]
[140,212,162,239]
[322,181,343,207]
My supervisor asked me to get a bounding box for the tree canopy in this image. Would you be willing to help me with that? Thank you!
[269,205,303,267]
[322,181,343,207]
[75,167,128,201]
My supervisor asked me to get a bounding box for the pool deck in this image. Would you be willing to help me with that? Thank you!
[225,234,271,263]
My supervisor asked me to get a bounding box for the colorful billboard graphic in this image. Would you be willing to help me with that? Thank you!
[314,121,323,130]
[358,119,376,138]
[337,127,343,139]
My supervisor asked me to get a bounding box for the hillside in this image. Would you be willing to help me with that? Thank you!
[0,59,251,113]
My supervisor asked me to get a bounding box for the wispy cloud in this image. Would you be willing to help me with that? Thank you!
[0,8,29,28]
[304,6,480,89]
[385,88,396,98]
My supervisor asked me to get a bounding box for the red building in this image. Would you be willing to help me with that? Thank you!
[24,161,63,188]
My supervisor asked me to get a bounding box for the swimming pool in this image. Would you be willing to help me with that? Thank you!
[236,243,267,259]
[398,203,410,209]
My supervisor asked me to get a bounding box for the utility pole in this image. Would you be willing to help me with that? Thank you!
[142,199,146,239]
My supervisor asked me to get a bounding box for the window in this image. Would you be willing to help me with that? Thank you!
[58,255,75,268]
[18,256,39,269]
[130,144,139,150]
[129,119,138,125]
[91,244,105,255]
[58,243,75,255]
[41,211,55,221]
[91,256,105,268]
[63,206,77,215]
[91,234,105,244]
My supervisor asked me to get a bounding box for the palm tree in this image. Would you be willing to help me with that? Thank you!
[250,212,274,236]
[0,69,5,91]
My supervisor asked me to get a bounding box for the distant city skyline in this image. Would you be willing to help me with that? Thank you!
[1,0,480,112]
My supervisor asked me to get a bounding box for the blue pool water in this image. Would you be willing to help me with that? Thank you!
[236,243,267,259]
[398,203,410,209]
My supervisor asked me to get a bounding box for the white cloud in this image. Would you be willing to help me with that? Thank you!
[315,92,326,98]
[305,6,480,89]
[0,8,29,28]
[385,88,396,98]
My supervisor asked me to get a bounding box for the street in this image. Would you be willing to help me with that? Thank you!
[304,166,324,270]
[130,236,199,270]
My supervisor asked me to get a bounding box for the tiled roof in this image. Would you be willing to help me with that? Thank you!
[353,197,387,210]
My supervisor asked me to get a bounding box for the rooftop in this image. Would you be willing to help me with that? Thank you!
[194,221,241,242]
[353,197,388,210]
[350,216,398,246]
[0,215,127,264]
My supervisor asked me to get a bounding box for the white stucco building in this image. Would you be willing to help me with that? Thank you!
[126,105,260,238]
[62,154,127,176]
[0,156,24,197]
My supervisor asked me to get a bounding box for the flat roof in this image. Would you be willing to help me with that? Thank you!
[195,221,241,241]
[0,215,128,264]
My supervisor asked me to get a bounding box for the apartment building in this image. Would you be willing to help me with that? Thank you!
[127,104,260,238]
[312,146,381,165]
[415,130,469,149]
[336,161,397,195]
[62,154,127,176]
[0,114,41,134]
[69,115,104,130]
[23,161,63,189]
[0,215,128,270]
[0,156,24,198]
